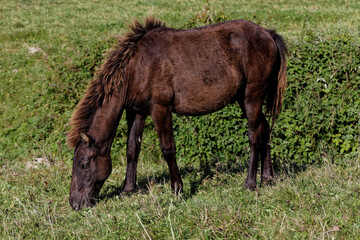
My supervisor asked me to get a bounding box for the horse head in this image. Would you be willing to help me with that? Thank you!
[69,133,112,211]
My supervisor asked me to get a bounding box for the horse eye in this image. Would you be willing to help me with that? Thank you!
[81,162,90,169]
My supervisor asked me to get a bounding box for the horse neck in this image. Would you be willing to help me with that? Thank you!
[87,92,124,148]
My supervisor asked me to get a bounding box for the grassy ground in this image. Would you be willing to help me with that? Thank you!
[2,157,360,239]
[1,0,360,239]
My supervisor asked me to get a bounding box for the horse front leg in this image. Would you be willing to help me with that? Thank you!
[123,110,145,193]
[151,104,183,193]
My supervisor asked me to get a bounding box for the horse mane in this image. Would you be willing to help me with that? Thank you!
[67,16,165,148]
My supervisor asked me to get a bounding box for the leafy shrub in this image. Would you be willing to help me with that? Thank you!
[272,33,360,166]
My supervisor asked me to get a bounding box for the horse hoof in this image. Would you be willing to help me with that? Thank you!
[245,180,256,190]
[120,186,135,197]
[261,175,274,183]
[171,182,183,195]
[122,184,136,193]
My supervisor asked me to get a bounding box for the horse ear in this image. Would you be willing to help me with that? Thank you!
[80,133,92,146]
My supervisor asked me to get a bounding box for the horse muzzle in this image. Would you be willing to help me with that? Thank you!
[69,192,95,211]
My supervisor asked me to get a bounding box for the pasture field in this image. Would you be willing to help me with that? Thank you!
[1,0,359,239]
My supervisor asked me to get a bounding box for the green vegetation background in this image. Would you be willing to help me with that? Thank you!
[0,0,359,239]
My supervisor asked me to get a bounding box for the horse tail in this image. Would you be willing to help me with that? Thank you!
[266,29,288,130]
[67,17,165,148]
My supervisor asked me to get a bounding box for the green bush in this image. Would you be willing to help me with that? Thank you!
[272,33,360,166]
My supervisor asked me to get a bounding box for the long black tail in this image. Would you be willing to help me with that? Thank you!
[266,29,288,130]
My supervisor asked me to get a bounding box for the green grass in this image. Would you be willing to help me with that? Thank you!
[2,156,360,239]
[1,0,360,239]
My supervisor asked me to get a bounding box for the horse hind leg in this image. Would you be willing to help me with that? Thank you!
[259,114,274,184]
[240,96,274,190]
[238,80,270,189]
[239,98,261,189]
[122,110,145,193]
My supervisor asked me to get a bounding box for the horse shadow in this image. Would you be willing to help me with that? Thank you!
[99,157,308,202]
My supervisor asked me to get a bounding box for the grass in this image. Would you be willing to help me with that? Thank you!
[1,0,360,239]
[2,156,360,239]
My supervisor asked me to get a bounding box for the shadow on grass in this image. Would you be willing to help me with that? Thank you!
[99,157,310,203]
[99,152,312,205]
[99,157,249,201]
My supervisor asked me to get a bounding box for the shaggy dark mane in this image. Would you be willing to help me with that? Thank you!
[67,17,165,148]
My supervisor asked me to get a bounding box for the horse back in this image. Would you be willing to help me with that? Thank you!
[125,20,277,115]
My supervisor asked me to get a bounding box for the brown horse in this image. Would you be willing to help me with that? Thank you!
[67,17,287,211]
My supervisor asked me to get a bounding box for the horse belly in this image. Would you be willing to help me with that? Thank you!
[173,76,240,116]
